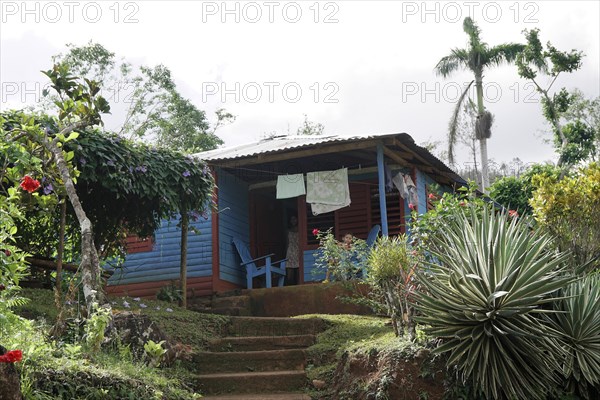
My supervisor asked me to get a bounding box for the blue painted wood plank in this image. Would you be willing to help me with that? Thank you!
[109,213,213,286]
[217,170,249,286]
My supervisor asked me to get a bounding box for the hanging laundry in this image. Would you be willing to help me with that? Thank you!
[385,164,394,192]
[276,174,306,199]
[392,172,408,199]
[404,175,419,209]
[306,168,351,215]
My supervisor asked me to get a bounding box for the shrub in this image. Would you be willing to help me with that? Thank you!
[366,235,417,339]
[415,204,571,400]
[313,229,368,282]
[531,162,600,273]
[489,163,560,215]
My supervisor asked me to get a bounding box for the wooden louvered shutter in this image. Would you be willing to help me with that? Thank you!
[335,183,371,240]
[370,183,406,236]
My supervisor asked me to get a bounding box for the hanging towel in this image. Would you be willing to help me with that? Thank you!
[404,175,419,209]
[392,172,408,199]
[306,168,350,215]
[276,174,306,199]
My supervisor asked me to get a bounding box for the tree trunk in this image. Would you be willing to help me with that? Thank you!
[40,133,103,313]
[472,137,480,188]
[180,211,189,309]
[56,198,66,297]
[475,74,490,192]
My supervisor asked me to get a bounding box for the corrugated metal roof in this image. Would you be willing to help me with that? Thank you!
[193,132,467,185]
[194,133,399,161]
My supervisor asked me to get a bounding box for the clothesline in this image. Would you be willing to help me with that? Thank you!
[223,162,374,176]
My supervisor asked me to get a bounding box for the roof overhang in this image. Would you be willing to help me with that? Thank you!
[194,133,467,187]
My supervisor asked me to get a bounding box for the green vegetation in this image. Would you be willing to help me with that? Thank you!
[531,163,600,272]
[301,314,397,383]
[415,204,571,400]
[4,289,229,399]
[366,235,417,339]
[489,163,560,214]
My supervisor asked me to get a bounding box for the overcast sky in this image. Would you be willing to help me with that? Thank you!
[1,0,599,170]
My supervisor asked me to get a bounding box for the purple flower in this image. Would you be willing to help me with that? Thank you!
[139,303,147,308]
[155,306,161,311]
[43,184,53,195]
[123,301,130,308]
[165,308,173,313]
[202,165,210,176]
[107,160,115,167]
[183,170,191,177]
[135,166,147,173]
[133,297,141,302]
[79,158,87,165]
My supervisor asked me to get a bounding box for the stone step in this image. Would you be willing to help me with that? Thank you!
[227,317,328,337]
[213,295,251,309]
[196,370,307,395]
[193,306,252,316]
[194,349,306,374]
[208,335,316,352]
[201,394,311,400]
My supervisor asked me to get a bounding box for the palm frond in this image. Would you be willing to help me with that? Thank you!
[485,43,527,68]
[448,81,474,164]
[434,49,468,77]
[463,17,482,48]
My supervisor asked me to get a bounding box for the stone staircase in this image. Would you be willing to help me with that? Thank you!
[190,292,252,316]
[195,316,328,399]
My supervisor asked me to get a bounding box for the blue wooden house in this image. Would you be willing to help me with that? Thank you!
[107,133,466,298]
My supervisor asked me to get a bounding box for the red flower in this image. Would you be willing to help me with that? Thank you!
[312,228,319,236]
[20,176,40,193]
[408,203,415,210]
[428,193,436,200]
[0,350,22,363]
[508,210,519,218]
[0,284,5,291]
[459,201,466,207]
[3,250,10,256]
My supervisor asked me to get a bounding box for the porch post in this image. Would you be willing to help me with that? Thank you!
[376,142,389,236]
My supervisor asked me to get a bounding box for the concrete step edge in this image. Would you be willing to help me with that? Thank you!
[197,370,306,379]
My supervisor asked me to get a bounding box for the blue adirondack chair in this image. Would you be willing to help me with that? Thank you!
[362,224,381,278]
[231,237,286,289]
[366,224,381,248]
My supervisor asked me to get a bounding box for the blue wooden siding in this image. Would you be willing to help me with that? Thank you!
[109,216,212,286]
[416,168,427,215]
[217,170,249,286]
[303,249,326,282]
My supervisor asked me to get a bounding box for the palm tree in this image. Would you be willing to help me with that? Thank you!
[435,17,524,191]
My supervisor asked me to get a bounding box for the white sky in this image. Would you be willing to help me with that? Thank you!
[1,0,599,171]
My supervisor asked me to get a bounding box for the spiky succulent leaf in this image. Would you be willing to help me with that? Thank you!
[547,274,600,399]
[415,205,571,400]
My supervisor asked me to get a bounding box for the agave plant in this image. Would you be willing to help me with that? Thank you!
[415,205,571,400]
[547,274,600,399]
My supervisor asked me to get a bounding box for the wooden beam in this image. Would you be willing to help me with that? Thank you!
[383,147,411,168]
[392,138,436,169]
